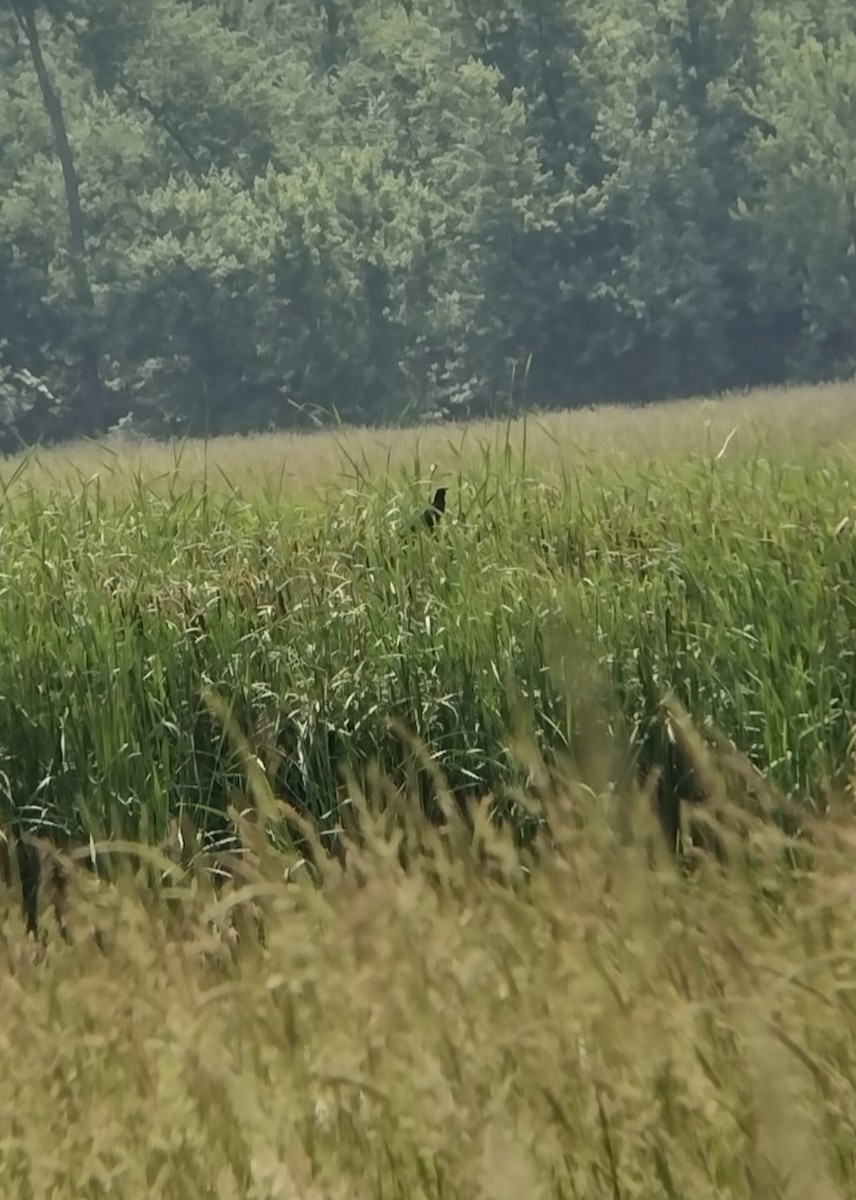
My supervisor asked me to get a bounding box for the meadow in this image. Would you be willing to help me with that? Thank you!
[2,381,856,1197]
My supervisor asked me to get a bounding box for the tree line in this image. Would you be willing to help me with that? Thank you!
[1,0,855,445]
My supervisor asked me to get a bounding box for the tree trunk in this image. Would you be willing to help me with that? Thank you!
[11,0,105,433]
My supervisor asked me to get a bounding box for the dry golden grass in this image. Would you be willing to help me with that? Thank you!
[4,380,856,500]
[1,711,856,1199]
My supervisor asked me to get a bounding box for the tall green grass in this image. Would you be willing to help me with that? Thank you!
[0,447,854,858]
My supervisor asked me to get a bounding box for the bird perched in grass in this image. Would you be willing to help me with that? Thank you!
[390,487,448,564]
[421,486,447,531]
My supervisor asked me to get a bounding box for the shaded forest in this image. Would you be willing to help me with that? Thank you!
[1,0,855,445]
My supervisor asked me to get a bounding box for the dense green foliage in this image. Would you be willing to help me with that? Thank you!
[1,445,854,856]
[2,0,856,443]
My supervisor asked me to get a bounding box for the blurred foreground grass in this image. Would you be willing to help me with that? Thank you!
[1,715,854,1199]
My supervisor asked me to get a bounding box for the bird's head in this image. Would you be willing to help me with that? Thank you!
[432,487,447,511]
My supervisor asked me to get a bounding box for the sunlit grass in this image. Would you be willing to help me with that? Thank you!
[1,719,853,1199]
[2,378,854,502]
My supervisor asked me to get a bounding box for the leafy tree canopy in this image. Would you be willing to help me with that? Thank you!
[1,0,854,443]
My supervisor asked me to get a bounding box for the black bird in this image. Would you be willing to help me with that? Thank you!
[421,486,447,531]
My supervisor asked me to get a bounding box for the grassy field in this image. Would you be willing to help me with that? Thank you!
[6,379,855,501]
[0,381,855,849]
[2,381,856,1196]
